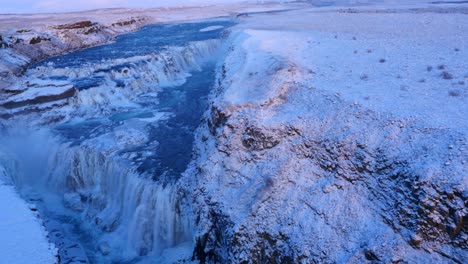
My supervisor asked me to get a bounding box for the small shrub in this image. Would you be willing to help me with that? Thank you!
[426,66,433,72]
[16,29,31,33]
[441,71,454,80]
[360,74,369,81]
[458,80,465,85]
[354,50,358,54]
[367,49,372,53]
[448,90,461,97]
[379,59,386,63]
[419,79,426,83]
[438,64,446,70]
[454,48,460,52]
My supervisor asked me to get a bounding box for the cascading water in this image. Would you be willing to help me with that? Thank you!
[0,19,234,263]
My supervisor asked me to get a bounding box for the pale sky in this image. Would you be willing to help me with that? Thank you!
[0,0,269,14]
[0,0,410,14]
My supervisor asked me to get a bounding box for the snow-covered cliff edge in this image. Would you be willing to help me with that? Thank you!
[182,6,467,263]
[0,164,57,264]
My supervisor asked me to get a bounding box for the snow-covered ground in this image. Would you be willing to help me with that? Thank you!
[236,5,468,132]
[181,1,467,263]
[0,0,467,263]
[0,166,57,264]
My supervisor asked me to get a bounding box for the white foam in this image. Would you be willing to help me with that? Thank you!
[200,25,224,32]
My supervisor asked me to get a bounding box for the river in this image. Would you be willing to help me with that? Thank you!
[0,19,234,263]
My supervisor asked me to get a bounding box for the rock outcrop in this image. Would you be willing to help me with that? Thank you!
[0,17,147,85]
[181,30,467,263]
[1,84,76,109]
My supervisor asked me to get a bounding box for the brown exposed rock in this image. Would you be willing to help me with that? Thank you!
[53,21,102,35]
[112,19,137,27]
[3,88,26,95]
[29,36,51,45]
[207,105,229,135]
[16,29,32,33]
[54,21,95,30]
[242,126,281,151]
[0,34,5,48]
[1,87,76,109]
[81,26,102,35]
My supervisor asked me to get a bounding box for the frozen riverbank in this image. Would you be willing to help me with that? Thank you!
[0,166,57,264]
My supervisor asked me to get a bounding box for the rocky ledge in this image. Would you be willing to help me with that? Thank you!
[0,16,147,82]
[180,22,467,263]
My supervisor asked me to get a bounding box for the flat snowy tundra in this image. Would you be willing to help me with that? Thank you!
[0,0,466,263]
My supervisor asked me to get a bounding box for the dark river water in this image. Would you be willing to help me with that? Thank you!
[48,19,233,182]
[36,20,234,67]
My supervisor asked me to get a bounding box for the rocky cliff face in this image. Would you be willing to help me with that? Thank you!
[0,17,147,90]
[180,30,467,263]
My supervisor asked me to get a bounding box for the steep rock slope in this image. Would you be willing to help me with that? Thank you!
[182,7,467,263]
